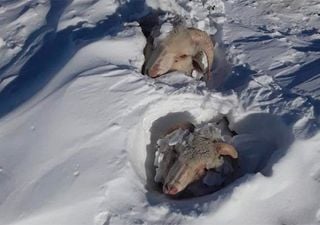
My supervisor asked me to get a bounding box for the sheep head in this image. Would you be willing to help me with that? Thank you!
[143,26,215,80]
[160,123,238,196]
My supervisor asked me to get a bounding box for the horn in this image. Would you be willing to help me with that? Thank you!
[192,50,208,74]
[187,28,215,80]
[215,143,238,159]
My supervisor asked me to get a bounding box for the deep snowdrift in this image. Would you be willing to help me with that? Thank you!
[0,0,320,225]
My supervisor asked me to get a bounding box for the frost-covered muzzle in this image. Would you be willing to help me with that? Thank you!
[163,158,206,195]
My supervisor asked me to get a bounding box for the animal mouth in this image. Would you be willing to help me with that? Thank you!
[163,184,179,195]
[148,64,161,78]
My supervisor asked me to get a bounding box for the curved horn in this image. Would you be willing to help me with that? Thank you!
[187,28,215,80]
[215,143,238,159]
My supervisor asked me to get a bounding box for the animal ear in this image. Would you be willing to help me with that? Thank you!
[164,122,195,136]
[187,28,215,80]
[148,51,175,78]
[215,143,238,159]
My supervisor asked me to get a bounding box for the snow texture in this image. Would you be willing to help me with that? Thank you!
[0,0,320,224]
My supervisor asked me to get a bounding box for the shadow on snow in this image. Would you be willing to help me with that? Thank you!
[0,0,150,119]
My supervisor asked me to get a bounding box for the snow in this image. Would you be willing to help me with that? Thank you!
[195,134,320,225]
[58,0,119,31]
[0,0,50,80]
[0,0,320,224]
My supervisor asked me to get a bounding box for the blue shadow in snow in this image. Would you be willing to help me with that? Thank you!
[218,64,256,92]
[283,58,320,90]
[0,0,150,119]
[293,40,320,52]
[219,60,320,138]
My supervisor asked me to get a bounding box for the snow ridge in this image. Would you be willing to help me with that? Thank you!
[0,0,320,225]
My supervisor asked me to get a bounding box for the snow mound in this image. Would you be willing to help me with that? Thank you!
[1,0,320,225]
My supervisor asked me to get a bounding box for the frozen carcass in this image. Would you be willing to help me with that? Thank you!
[154,119,238,196]
[143,24,215,81]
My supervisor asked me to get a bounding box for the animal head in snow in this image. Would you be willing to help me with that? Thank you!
[159,123,238,196]
[143,26,215,80]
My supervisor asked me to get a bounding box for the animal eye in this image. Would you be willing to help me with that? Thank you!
[179,54,188,59]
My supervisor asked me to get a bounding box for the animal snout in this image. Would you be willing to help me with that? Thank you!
[148,64,161,78]
[163,184,178,195]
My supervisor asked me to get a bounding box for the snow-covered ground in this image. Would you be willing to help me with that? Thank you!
[0,0,320,224]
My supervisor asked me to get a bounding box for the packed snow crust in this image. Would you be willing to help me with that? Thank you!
[0,0,320,225]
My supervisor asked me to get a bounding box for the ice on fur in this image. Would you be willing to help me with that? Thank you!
[154,120,236,195]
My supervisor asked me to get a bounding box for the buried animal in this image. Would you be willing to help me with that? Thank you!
[143,25,215,81]
[154,121,238,196]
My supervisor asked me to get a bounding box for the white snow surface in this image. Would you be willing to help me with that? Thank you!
[0,0,320,225]
[0,0,50,79]
[58,0,119,31]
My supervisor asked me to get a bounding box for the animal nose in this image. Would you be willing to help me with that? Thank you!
[163,184,178,195]
[149,65,160,78]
